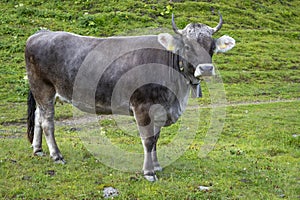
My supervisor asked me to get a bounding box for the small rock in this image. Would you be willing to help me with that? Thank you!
[103,187,118,198]
[292,134,299,138]
[198,186,210,192]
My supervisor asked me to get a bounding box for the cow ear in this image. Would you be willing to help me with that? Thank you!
[158,33,176,52]
[215,35,235,53]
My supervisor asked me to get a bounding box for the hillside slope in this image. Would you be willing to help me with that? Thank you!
[0,0,299,103]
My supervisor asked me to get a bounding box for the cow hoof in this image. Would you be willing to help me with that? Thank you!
[53,155,66,164]
[154,166,163,172]
[144,174,158,182]
[54,158,66,164]
[34,151,46,157]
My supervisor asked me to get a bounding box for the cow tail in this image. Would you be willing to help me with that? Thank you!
[27,90,36,144]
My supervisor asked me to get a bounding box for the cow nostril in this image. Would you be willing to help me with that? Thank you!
[199,66,205,71]
[200,65,213,71]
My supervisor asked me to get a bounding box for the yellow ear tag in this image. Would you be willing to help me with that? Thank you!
[219,44,227,49]
[167,44,175,51]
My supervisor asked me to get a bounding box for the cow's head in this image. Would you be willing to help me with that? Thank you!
[158,13,235,79]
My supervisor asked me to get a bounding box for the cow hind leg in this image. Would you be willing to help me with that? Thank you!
[31,84,65,164]
[40,103,65,164]
[27,90,44,156]
[32,106,44,156]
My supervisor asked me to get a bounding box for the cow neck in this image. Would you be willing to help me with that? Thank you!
[170,51,195,85]
[168,51,181,83]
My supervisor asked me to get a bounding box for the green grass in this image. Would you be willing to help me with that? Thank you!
[1,102,299,199]
[0,0,299,199]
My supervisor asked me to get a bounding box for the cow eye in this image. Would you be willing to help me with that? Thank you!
[184,45,190,51]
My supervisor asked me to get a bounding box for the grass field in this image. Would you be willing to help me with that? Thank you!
[0,0,299,199]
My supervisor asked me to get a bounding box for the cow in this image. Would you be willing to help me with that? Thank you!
[25,13,235,182]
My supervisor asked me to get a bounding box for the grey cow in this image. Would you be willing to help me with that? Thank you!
[25,13,235,181]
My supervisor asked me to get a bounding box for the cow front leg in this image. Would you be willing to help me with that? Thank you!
[133,105,159,181]
[152,128,162,172]
[141,134,158,182]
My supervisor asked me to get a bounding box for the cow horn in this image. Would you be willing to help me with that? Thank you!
[211,12,223,34]
[172,14,183,35]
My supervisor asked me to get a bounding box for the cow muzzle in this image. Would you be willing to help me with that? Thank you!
[194,64,215,77]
